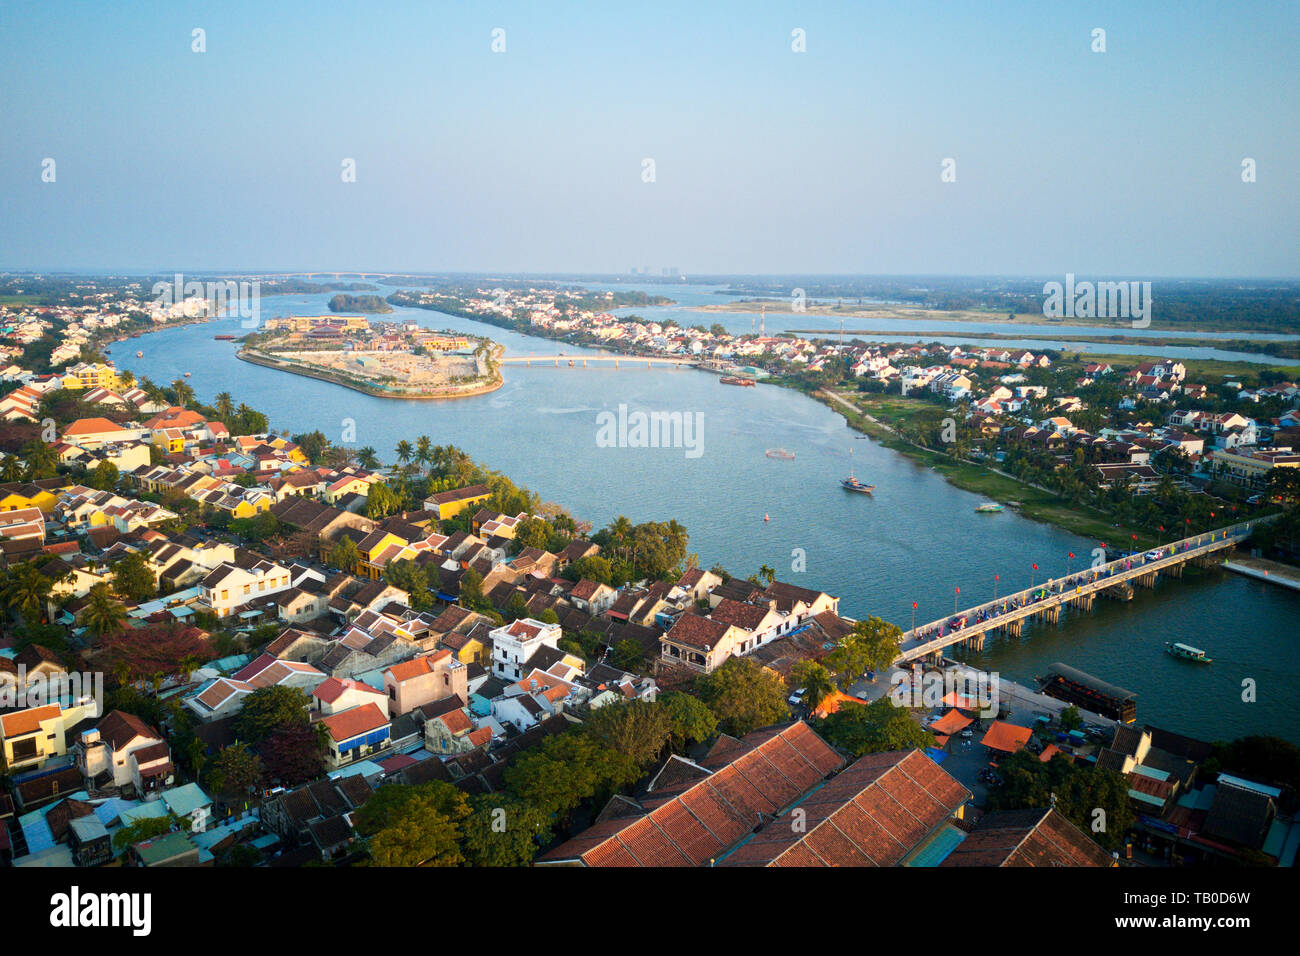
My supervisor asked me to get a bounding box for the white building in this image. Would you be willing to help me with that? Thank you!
[490,617,562,681]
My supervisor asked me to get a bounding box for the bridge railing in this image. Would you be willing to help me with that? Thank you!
[899,519,1265,651]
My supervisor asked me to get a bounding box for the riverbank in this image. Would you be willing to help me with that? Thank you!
[814,387,1159,547]
[1224,556,1300,592]
[789,328,1300,361]
[236,346,503,400]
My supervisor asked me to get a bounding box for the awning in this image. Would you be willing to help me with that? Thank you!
[980,720,1033,754]
[929,709,973,736]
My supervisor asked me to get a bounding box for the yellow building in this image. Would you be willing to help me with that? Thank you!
[354,530,409,580]
[60,362,124,391]
[423,483,492,520]
[0,481,66,515]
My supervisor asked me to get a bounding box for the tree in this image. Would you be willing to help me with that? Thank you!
[696,657,789,737]
[461,795,552,867]
[1059,705,1083,732]
[82,582,127,639]
[459,567,490,613]
[208,743,263,804]
[113,813,182,850]
[170,378,195,407]
[989,749,1133,852]
[261,722,326,785]
[394,440,414,475]
[292,430,330,464]
[355,782,470,867]
[357,446,380,470]
[88,459,119,491]
[563,554,613,585]
[0,560,62,624]
[758,564,776,586]
[101,622,210,687]
[791,660,836,711]
[111,551,157,602]
[815,698,932,757]
[823,616,902,686]
[234,685,311,743]
[610,638,644,672]
[659,691,718,751]
[214,391,235,420]
[366,481,401,519]
[327,535,360,572]
[582,699,672,767]
[503,592,529,622]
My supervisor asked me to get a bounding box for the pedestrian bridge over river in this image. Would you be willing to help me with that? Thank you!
[894,518,1271,665]
[498,354,700,368]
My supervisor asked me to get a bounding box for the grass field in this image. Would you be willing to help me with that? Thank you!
[820,389,1157,546]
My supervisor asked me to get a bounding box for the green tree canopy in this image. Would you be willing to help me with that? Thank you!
[696,657,789,737]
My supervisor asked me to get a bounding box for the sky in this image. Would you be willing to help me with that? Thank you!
[1,1,1297,276]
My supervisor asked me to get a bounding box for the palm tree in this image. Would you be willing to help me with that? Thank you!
[357,446,379,470]
[1,562,58,624]
[415,436,433,475]
[214,391,235,420]
[758,564,776,586]
[394,440,414,476]
[82,583,127,638]
[171,378,195,407]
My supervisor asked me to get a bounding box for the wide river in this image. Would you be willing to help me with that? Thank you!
[112,283,1300,744]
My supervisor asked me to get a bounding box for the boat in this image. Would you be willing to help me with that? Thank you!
[975,503,1004,513]
[841,448,874,493]
[136,350,143,358]
[766,448,794,460]
[764,513,770,522]
[184,371,192,377]
[720,376,755,387]
[214,334,236,341]
[1165,642,1212,664]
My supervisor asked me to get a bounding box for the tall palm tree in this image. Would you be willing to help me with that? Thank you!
[357,446,379,470]
[82,582,127,638]
[171,378,195,407]
[1,562,58,624]
[415,436,433,475]
[394,440,414,476]
[214,391,235,420]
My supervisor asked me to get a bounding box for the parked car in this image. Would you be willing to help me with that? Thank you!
[788,688,806,705]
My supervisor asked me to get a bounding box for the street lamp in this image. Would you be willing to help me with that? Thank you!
[954,586,960,614]
[993,573,999,601]
[911,601,917,634]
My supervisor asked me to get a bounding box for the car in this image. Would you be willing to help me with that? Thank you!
[1145,549,1162,560]
[787,688,807,705]
[960,729,973,739]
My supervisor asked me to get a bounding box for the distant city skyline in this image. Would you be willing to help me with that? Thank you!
[1,1,1297,276]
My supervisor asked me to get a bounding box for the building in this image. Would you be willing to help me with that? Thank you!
[320,703,391,768]
[74,710,174,797]
[383,650,467,716]
[490,617,561,681]
[198,559,294,617]
[423,483,492,520]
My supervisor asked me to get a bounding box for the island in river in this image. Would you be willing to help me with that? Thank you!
[237,315,502,399]
[329,293,393,313]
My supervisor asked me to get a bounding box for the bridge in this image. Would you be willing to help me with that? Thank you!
[894,518,1268,665]
[497,354,700,368]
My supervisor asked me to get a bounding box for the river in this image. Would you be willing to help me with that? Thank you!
[109,284,1300,745]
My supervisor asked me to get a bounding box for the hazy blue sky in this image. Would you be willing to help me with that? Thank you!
[2,1,1296,276]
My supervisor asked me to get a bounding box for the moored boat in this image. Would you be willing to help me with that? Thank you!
[766,448,794,460]
[975,502,1003,513]
[1165,642,1212,663]
[720,376,755,387]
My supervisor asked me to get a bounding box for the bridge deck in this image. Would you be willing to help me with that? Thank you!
[894,522,1260,664]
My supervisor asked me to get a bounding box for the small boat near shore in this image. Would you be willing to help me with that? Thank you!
[975,502,1004,513]
[720,376,755,387]
[136,350,143,358]
[766,448,794,460]
[214,334,236,341]
[1165,642,1212,664]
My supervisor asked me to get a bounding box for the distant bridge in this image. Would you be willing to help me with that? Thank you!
[894,518,1270,665]
[498,354,700,369]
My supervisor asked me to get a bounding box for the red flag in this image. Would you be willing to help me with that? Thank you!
[1068,552,1075,559]
[994,573,999,580]
[1131,534,1137,540]
[1032,563,1038,570]
[955,587,960,594]
[912,601,917,609]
